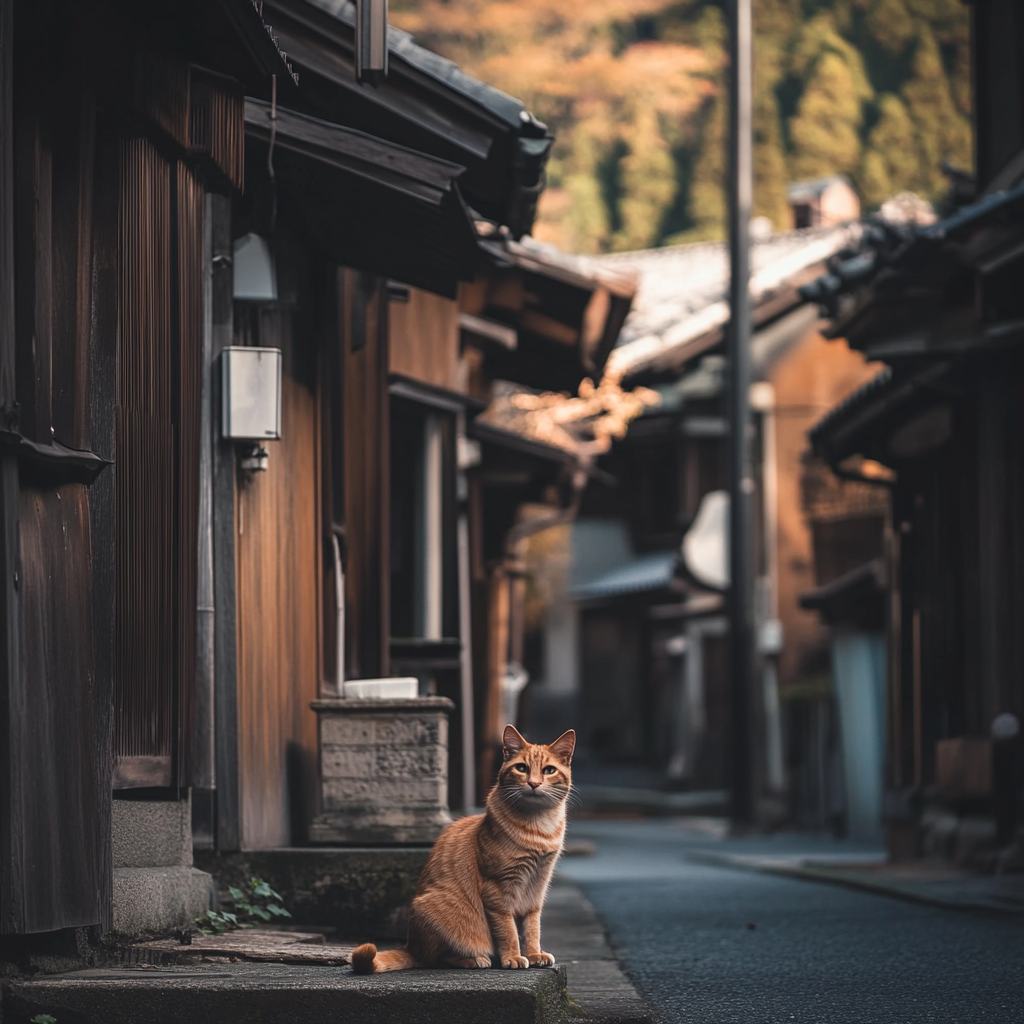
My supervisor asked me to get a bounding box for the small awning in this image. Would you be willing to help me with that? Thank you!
[244,99,479,296]
[570,551,680,601]
[799,560,885,630]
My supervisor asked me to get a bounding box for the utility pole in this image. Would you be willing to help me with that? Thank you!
[727,0,755,827]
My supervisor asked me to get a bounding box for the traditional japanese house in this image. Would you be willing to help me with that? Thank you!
[0,0,295,946]
[187,0,645,863]
[800,0,1024,864]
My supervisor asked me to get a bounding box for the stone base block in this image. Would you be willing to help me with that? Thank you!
[309,807,452,845]
[311,696,454,846]
[112,796,193,868]
[112,866,212,936]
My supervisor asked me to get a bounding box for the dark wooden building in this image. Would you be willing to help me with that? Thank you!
[0,0,294,941]
[802,0,1024,861]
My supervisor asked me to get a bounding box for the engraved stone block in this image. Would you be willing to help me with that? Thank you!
[310,697,454,845]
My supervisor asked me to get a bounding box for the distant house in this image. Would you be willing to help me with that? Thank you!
[788,176,861,230]
[523,226,884,828]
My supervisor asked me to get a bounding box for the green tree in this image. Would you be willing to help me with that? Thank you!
[859,93,919,206]
[900,24,972,197]
[864,0,916,54]
[613,105,678,250]
[754,75,791,229]
[680,91,727,242]
[787,15,873,181]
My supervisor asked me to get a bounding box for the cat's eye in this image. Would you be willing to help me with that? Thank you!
[514,763,528,773]
[542,765,557,774]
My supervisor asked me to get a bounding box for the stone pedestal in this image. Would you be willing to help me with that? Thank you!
[111,794,213,935]
[310,697,454,845]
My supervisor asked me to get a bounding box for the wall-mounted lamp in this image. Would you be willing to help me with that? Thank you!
[222,346,282,473]
[356,0,389,86]
[233,233,278,302]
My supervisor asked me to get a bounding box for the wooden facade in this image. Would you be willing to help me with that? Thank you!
[804,0,1024,855]
[0,0,291,935]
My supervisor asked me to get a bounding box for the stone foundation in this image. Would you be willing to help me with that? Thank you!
[111,795,212,935]
[310,697,454,845]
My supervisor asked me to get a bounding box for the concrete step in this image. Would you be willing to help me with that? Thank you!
[3,962,570,1024]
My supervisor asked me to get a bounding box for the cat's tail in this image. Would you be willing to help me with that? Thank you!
[351,943,418,973]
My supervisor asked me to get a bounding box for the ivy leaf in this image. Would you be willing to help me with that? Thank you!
[266,904,291,918]
[228,887,246,902]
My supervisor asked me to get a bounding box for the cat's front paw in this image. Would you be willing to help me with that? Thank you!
[501,955,530,969]
[528,952,556,967]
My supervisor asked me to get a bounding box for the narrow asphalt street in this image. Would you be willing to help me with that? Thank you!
[559,819,1024,1024]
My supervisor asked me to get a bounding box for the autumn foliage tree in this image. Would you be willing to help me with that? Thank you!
[392,0,972,252]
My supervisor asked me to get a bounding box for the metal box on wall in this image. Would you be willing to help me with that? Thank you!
[221,347,282,441]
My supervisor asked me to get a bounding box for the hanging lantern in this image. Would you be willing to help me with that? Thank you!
[356,0,388,86]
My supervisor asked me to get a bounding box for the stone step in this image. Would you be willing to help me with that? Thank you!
[193,847,431,938]
[3,962,570,1024]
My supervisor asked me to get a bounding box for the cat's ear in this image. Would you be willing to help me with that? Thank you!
[547,729,576,765]
[502,725,527,761]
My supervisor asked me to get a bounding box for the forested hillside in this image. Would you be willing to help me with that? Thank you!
[391,0,971,252]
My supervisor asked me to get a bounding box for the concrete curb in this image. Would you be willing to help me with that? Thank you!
[547,878,656,1023]
[686,850,1024,915]
[2,963,569,1024]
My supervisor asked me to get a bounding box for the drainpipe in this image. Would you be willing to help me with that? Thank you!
[193,195,217,843]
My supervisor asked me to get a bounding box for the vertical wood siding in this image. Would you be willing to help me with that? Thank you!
[114,141,203,787]
[114,138,175,777]
[235,308,321,849]
[17,484,100,929]
[189,70,245,192]
[1,14,108,931]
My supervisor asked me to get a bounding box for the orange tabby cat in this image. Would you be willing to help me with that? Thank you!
[351,724,575,972]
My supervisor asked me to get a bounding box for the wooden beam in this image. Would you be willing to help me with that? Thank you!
[342,269,390,679]
[211,193,241,852]
[0,0,21,934]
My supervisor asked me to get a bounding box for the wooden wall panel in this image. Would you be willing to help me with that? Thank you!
[236,309,321,850]
[389,286,462,392]
[14,484,100,930]
[768,330,882,690]
[113,138,175,778]
[342,269,390,679]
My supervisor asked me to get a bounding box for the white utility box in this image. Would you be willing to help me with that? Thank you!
[341,677,419,700]
[221,347,282,441]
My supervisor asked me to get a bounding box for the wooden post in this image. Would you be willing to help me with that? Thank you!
[210,193,241,852]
